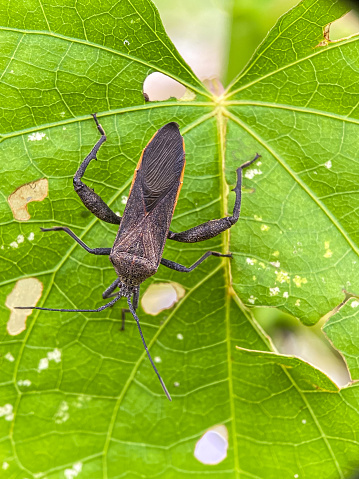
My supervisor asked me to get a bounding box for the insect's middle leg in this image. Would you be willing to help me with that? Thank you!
[161,251,231,273]
[73,114,121,225]
[41,226,111,255]
[168,154,260,243]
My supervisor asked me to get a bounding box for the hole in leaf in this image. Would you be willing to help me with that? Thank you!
[254,307,350,387]
[317,11,359,47]
[143,72,188,101]
[141,282,185,315]
[6,278,43,335]
[329,9,359,40]
[194,425,228,465]
[8,178,48,221]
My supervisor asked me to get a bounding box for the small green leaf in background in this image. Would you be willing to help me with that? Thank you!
[1,0,359,478]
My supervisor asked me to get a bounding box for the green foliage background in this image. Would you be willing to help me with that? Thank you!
[1,0,359,477]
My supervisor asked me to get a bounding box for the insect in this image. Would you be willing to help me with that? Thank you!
[17,114,260,401]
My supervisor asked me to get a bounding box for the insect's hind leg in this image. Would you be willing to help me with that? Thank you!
[168,153,261,243]
[161,251,231,273]
[121,287,140,331]
[73,114,121,225]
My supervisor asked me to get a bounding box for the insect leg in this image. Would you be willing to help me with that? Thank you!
[120,287,140,330]
[168,153,261,243]
[121,309,129,331]
[102,278,120,298]
[41,226,111,255]
[16,294,122,313]
[133,286,140,310]
[73,114,122,225]
[127,298,171,401]
[161,251,231,272]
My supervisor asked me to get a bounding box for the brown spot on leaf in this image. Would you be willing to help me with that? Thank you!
[6,278,43,335]
[8,178,48,221]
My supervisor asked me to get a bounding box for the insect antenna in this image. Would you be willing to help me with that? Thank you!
[127,297,172,401]
[15,294,122,313]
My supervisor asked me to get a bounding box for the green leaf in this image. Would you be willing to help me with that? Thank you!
[1,0,359,477]
[324,297,359,380]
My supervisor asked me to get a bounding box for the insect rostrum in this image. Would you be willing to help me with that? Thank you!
[17,114,260,401]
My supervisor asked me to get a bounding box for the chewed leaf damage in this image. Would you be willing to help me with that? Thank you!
[8,179,48,221]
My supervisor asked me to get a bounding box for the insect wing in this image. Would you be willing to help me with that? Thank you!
[113,122,185,264]
[139,122,185,214]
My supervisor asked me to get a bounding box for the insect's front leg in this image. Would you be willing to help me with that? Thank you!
[168,154,261,243]
[73,114,122,225]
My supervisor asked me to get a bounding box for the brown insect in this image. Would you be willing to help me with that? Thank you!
[18,115,260,400]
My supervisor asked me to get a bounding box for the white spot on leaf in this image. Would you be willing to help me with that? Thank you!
[246,258,256,266]
[177,333,184,340]
[248,295,257,304]
[121,195,128,205]
[154,356,161,363]
[28,132,46,141]
[5,352,15,362]
[64,462,82,479]
[275,270,290,284]
[0,404,13,421]
[38,348,61,372]
[17,379,31,387]
[2,462,9,470]
[295,299,301,307]
[324,160,332,169]
[244,169,262,180]
[270,287,280,296]
[254,214,262,221]
[38,358,49,371]
[28,232,35,241]
[260,224,270,232]
[283,292,289,298]
[48,348,61,363]
[54,401,69,424]
[351,301,359,308]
